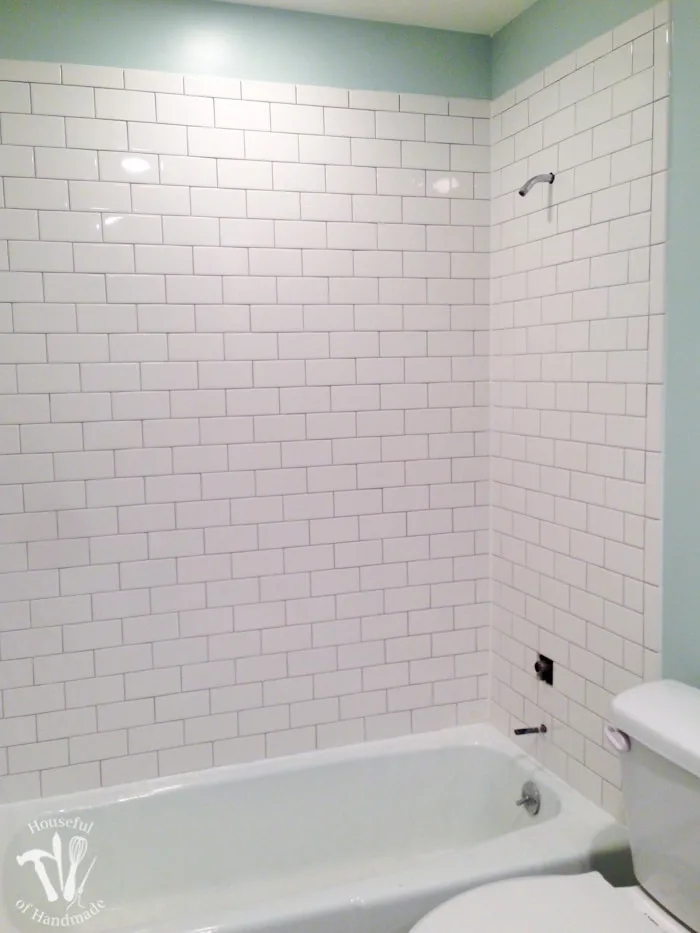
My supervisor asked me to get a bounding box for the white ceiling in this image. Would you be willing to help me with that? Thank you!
[225,0,540,36]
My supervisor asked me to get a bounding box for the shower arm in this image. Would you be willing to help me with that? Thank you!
[519,173,555,197]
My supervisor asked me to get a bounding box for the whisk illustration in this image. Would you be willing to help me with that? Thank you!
[63,836,88,903]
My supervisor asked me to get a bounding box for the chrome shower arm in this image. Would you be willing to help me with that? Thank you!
[519,173,555,197]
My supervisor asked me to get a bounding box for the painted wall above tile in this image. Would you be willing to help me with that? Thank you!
[492,0,658,97]
[0,0,491,99]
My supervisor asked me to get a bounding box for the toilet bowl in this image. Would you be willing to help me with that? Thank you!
[411,681,700,933]
[410,873,687,933]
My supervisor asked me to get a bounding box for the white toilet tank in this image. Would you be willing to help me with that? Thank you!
[612,680,700,932]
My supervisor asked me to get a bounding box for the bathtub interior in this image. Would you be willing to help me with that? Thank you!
[3,743,560,929]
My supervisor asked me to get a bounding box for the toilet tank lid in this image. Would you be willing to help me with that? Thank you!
[612,680,700,779]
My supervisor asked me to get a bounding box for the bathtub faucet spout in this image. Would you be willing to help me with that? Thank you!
[513,724,547,736]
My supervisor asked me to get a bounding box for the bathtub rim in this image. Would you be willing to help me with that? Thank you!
[0,722,618,831]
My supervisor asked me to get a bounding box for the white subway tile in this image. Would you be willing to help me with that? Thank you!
[612,70,654,117]
[0,113,66,146]
[271,103,323,135]
[162,215,219,245]
[245,130,298,163]
[273,162,325,192]
[247,190,300,220]
[36,147,99,180]
[299,134,350,166]
[191,245,246,276]
[403,198,450,225]
[0,80,31,113]
[324,107,375,139]
[575,88,613,132]
[594,47,633,92]
[0,60,61,83]
[0,145,35,177]
[217,158,271,190]
[190,187,245,219]
[628,107,651,155]
[215,98,270,131]
[135,245,193,275]
[614,9,655,47]
[1,208,39,240]
[242,80,295,103]
[62,64,124,90]
[347,90,394,111]
[592,114,632,157]
[106,273,165,304]
[95,88,156,122]
[66,117,127,150]
[402,141,449,170]
[350,138,400,168]
[156,92,214,126]
[32,82,94,117]
[450,98,489,119]
[289,84,344,108]
[4,177,69,210]
[400,94,447,115]
[166,275,222,304]
[184,74,240,99]
[128,121,187,155]
[577,32,614,69]
[74,243,135,274]
[187,126,243,159]
[376,111,424,142]
[103,213,162,245]
[654,25,670,100]
[9,241,73,272]
[159,154,216,187]
[71,181,131,212]
[45,273,105,303]
[125,69,182,93]
[574,155,611,196]
[426,115,473,144]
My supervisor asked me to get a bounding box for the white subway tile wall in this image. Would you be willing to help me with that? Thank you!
[0,63,491,798]
[490,4,668,816]
[0,4,669,810]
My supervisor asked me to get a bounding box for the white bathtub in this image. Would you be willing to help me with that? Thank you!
[1,724,627,933]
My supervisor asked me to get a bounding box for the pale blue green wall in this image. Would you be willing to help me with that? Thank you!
[0,0,491,98]
[662,0,700,685]
[492,0,657,97]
